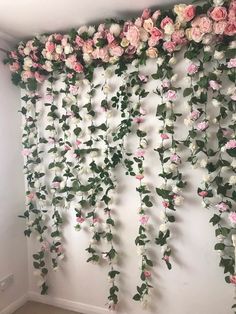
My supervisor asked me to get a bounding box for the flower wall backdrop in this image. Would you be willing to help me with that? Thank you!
[3,0,236,312]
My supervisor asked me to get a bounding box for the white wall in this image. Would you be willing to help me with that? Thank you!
[27,57,233,314]
[0,36,28,312]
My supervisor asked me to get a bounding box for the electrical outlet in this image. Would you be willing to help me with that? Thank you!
[0,274,14,291]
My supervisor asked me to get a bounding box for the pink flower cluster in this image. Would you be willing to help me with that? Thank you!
[225,139,236,149]
[7,1,236,87]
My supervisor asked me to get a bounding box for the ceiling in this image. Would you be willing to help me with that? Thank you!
[0,0,190,44]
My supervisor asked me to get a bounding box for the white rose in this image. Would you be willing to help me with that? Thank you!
[229,176,236,185]
[169,163,177,172]
[171,74,178,83]
[214,50,224,60]
[64,44,73,55]
[164,24,175,35]
[160,211,167,222]
[159,223,168,233]
[137,245,145,256]
[189,142,196,152]
[23,47,30,56]
[157,57,164,66]
[83,53,92,64]
[88,26,96,36]
[44,60,53,72]
[174,195,184,206]
[213,0,224,6]
[231,159,236,168]
[203,45,211,52]
[169,57,176,65]
[103,84,112,95]
[221,146,226,152]
[232,114,236,122]
[55,45,63,54]
[203,175,211,183]
[212,99,220,107]
[173,186,180,194]
[24,57,33,69]
[229,41,236,49]
[77,25,88,35]
[199,158,208,168]
[110,24,121,37]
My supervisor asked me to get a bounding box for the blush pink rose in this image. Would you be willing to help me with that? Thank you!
[196,121,209,131]
[226,139,236,149]
[191,27,204,42]
[92,47,109,62]
[45,94,53,103]
[224,21,236,36]
[109,44,124,57]
[166,89,177,101]
[73,62,84,73]
[136,174,144,180]
[45,42,55,53]
[139,215,149,225]
[52,181,60,189]
[21,148,31,156]
[228,58,236,68]
[162,79,170,88]
[34,72,45,83]
[199,16,213,33]
[160,17,174,29]
[152,10,161,21]
[143,271,151,278]
[27,192,35,200]
[215,202,229,212]
[171,30,186,45]
[76,217,85,224]
[82,40,94,54]
[125,25,140,47]
[213,21,227,34]
[141,8,151,20]
[230,275,236,285]
[229,212,236,224]
[210,6,227,21]
[135,149,145,158]
[190,110,200,120]
[75,36,85,47]
[107,33,115,44]
[209,80,221,90]
[163,41,176,52]
[183,5,196,22]
[21,71,34,81]
[148,36,160,47]
[160,133,169,140]
[170,153,181,164]
[10,62,20,72]
[162,201,169,208]
[133,117,144,123]
[150,27,164,40]
[198,191,208,197]
[187,63,199,75]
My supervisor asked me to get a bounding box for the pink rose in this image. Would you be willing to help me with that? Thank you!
[231,93,236,101]
[75,36,85,47]
[141,8,151,20]
[21,71,34,82]
[152,10,161,22]
[163,255,169,261]
[196,121,209,131]
[92,47,109,62]
[69,85,79,95]
[162,201,169,208]
[135,149,145,158]
[136,174,144,180]
[224,21,236,36]
[133,117,144,123]
[199,16,212,33]
[171,30,186,45]
[230,275,236,285]
[209,80,221,90]
[170,153,181,164]
[146,47,158,58]
[109,44,124,57]
[9,62,20,72]
[215,202,229,212]
[163,41,176,53]
[166,89,177,101]
[148,36,160,47]
[45,42,55,53]
[21,148,31,156]
[139,215,149,225]
[73,62,84,73]
[56,245,64,254]
[27,192,35,201]
[183,5,196,22]
[82,40,94,54]
[35,72,45,83]
[143,18,154,33]
[162,79,170,88]
[213,21,227,34]
[228,58,236,68]
[160,17,174,29]
[229,212,236,224]
[160,133,169,140]
[143,271,151,278]
[41,241,50,252]
[45,94,53,103]
[138,74,148,83]
[187,63,199,75]
[226,139,236,149]
[125,25,140,47]
[52,181,60,189]
[190,110,201,120]
[198,191,208,197]
[190,27,204,43]
[76,140,82,146]
[210,6,227,21]
[76,217,85,224]
[150,27,164,41]
[107,33,115,44]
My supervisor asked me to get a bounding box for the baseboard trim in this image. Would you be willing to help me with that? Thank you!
[0,294,28,314]
[28,292,111,314]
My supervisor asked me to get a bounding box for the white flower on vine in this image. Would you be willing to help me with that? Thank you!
[88,26,96,36]
[160,211,167,222]
[172,186,180,194]
[229,41,236,49]
[229,176,236,185]
[213,0,225,6]
[232,114,236,122]
[189,142,196,152]
[184,118,194,127]
[103,84,112,95]
[165,119,174,126]
[213,50,224,60]
[157,57,164,66]
[110,24,121,36]
[212,99,220,107]
[137,245,145,256]
[171,74,178,83]
[161,244,168,253]
[199,158,208,168]
[159,223,168,233]
[169,57,176,65]
[77,25,88,35]
[58,254,65,261]
[174,195,184,206]
[203,45,211,52]
[203,175,211,183]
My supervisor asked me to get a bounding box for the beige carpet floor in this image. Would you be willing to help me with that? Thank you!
[13,301,81,314]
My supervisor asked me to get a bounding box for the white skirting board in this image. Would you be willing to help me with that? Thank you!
[28,292,112,314]
[0,295,28,314]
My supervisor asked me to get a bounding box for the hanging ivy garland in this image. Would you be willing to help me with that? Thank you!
[3,0,236,311]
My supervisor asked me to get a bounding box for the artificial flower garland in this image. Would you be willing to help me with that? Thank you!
[4,0,236,311]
